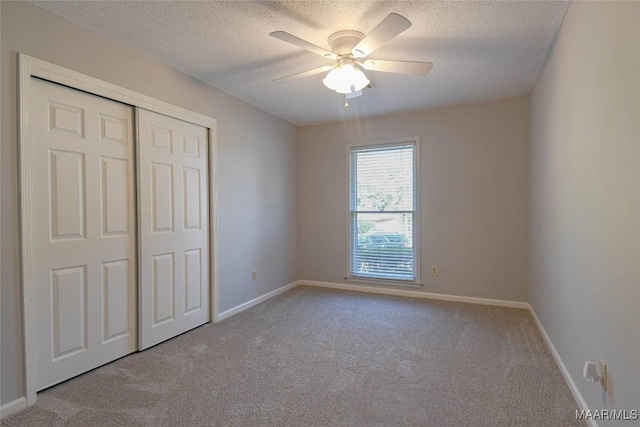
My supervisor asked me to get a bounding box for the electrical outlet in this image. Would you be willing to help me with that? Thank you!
[251,270,257,281]
[430,266,438,277]
[600,359,607,391]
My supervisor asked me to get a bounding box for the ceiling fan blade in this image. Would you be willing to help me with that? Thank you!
[270,31,337,59]
[273,65,335,84]
[352,13,412,58]
[362,59,433,76]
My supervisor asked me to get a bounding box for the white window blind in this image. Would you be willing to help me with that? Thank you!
[349,142,417,282]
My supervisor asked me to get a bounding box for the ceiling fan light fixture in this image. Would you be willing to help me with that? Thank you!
[322,63,370,94]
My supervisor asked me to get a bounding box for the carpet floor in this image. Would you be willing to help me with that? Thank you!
[3,285,584,427]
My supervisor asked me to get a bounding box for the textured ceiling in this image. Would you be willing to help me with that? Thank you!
[33,1,569,125]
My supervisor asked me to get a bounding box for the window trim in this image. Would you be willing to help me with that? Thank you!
[345,136,421,287]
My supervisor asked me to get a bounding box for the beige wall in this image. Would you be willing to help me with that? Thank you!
[530,1,639,423]
[1,1,298,404]
[298,97,530,302]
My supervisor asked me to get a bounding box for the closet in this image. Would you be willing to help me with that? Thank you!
[28,77,210,390]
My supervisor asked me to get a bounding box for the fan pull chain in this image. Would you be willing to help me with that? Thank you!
[344,95,349,108]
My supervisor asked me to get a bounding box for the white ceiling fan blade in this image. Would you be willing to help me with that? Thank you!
[352,13,412,58]
[362,59,433,76]
[273,65,336,84]
[270,31,337,59]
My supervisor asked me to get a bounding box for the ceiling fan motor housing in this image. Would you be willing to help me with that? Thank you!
[327,30,365,56]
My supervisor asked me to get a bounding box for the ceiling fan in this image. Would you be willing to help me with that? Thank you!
[270,13,433,104]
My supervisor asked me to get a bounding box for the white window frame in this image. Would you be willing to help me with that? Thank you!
[346,136,422,288]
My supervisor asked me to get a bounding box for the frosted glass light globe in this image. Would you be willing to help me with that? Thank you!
[323,63,370,94]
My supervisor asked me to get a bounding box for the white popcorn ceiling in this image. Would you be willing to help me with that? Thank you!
[33,1,570,126]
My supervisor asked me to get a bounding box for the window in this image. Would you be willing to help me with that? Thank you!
[348,139,420,284]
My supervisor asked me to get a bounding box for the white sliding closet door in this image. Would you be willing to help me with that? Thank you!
[137,108,210,350]
[31,78,137,390]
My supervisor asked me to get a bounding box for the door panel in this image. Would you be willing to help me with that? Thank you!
[31,78,137,390]
[151,163,174,232]
[48,101,84,137]
[183,168,201,230]
[99,114,128,144]
[102,259,131,342]
[101,157,130,236]
[138,108,209,350]
[152,253,175,325]
[51,266,87,359]
[49,150,86,240]
[184,248,202,313]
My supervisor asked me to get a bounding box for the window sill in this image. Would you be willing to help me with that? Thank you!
[345,276,423,289]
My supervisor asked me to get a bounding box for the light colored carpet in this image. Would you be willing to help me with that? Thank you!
[3,285,584,426]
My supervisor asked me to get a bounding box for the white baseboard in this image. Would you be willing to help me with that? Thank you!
[298,280,530,309]
[528,305,597,427]
[216,281,299,322]
[1,397,27,419]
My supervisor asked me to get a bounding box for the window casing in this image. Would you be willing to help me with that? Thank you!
[347,138,420,285]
